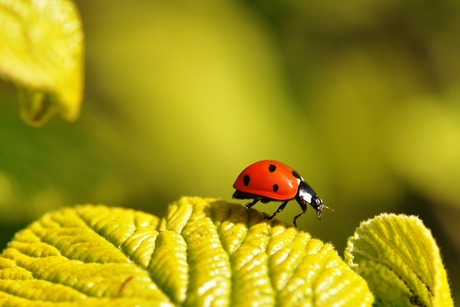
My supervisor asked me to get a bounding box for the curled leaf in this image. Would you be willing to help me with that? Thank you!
[0,0,84,126]
[0,197,373,306]
[345,213,453,307]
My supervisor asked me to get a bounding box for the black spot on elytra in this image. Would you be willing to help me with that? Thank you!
[268,164,277,172]
[273,184,279,192]
[292,170,302,179]
[243,174,250,186]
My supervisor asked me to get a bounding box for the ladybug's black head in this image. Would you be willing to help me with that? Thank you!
[296,181,331,222]
[312,196,325,220]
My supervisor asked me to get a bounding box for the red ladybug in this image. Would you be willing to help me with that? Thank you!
[233,160,331,227]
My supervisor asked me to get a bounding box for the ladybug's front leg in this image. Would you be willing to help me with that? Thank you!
[245,199,259,209]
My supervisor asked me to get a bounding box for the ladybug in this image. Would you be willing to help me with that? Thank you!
[232,160,331,227]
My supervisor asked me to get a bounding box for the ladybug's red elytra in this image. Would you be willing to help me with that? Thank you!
[232,160,332,227]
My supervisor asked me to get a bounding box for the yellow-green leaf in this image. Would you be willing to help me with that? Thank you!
[0,0,84,126]
[0,197,374,306]
[345,213,453,307]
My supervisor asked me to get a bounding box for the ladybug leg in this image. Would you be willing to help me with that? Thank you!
[293,201,307,227]
[267,200,289,221]
[245,199,259,210]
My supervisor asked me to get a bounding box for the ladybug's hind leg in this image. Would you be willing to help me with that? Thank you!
[267,200,289,221]
[245,199,259,210]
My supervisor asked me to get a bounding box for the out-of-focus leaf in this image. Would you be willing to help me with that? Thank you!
[0,0,84,126]
[382,98,460,205]
[345,213,453,307]
[0,197,373,306]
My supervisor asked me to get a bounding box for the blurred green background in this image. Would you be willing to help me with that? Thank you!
[1,0,460,301]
